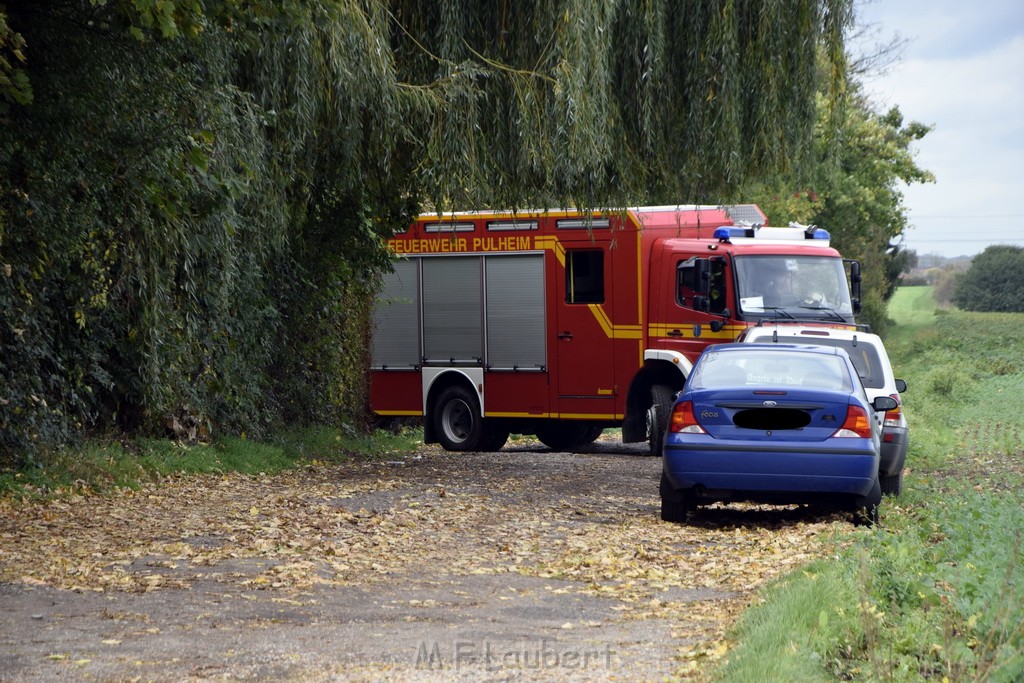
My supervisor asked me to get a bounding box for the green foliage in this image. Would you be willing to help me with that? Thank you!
[0,6,31,108]
[741,88,934,334]
[0,2,407,459]
[717,287,1024,682]
[954,246,1024,312]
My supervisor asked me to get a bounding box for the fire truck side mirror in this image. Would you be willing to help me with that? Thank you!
[692,258,711,295]
[846,259,863,316]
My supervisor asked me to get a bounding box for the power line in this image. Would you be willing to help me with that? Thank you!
[909,214,1024,219]
[907,238,1024,243]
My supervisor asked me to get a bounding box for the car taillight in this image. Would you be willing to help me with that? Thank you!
[669,401,707,434]
[883,393,902,428]
[831,404,872,439]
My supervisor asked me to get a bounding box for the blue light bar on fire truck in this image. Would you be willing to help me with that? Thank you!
[713,222,830,244]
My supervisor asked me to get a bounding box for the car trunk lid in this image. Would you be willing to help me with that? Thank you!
[688,388,853,442]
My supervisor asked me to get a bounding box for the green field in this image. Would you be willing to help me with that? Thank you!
[715,287,1024,682]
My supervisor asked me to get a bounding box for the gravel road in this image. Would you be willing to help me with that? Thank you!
[0,436,854,681]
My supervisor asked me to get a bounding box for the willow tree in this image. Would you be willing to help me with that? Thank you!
[0,0,852,456]
[383,0,852,208]
[742,86,934,335]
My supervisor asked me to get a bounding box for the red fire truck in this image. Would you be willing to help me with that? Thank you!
[369,204,862,455]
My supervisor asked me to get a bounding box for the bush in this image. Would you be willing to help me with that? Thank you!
[954,246,1024,312]
[926,366,974,398]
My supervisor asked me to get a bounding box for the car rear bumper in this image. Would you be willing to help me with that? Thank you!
[664,439,879,497]
[879,427,908,476]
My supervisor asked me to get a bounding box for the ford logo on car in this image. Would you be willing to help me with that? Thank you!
[762,400,778,407]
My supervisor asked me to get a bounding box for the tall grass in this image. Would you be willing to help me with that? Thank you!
[715,287,1024,682]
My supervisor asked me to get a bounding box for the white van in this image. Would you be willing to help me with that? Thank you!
[735,325,909,495]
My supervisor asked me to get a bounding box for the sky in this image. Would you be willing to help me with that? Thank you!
[853,0,1024,258]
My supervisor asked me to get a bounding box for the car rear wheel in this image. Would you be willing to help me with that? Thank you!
[661,498,689,523]
[852,479,882,527]
[659,471,691,523]
[853,504,880,527]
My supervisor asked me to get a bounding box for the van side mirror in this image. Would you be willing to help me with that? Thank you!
[895,379,907,393]
[872,396,899,412]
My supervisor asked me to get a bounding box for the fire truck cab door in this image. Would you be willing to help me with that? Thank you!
[656,251,731,363]
[553,244,615,414]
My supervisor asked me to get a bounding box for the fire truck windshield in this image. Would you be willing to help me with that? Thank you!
[735,255,854,322]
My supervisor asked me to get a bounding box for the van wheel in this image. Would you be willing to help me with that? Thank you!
[647,385,675,457]
[880,470,903,496]
[434,386,485,451]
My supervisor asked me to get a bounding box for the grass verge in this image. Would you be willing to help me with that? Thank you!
[0,425,422,498]
[713,287,1024,682]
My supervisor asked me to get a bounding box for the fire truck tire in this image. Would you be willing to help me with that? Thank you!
[434,386,487,451]
[535,422,595,451]
[582,425,605,444]
[478,427,510,452]
[648,384,675,458]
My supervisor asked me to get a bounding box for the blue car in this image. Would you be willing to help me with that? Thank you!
[661,343,898,525]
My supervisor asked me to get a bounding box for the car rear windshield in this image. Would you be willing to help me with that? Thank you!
[752,336,886,388]
[692,350,854,392]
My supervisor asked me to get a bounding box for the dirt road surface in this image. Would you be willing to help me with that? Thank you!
[1,438,857,681]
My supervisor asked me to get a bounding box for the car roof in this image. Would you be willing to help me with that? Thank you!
[740,324,883,345]
[707,342,847,357]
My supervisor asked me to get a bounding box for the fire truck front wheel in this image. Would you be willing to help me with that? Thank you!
[647,384,675,458]
[434,385,489,452]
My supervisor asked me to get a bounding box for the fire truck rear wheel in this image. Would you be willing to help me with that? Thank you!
[647,384,675,458]
[535,422,597,451]
[478,427,510,452]
[434,386,486,451]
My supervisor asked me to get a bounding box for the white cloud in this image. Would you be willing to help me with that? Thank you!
[858,5,1024,256]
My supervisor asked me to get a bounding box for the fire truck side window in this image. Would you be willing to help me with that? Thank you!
[565,250,605,304]
[677,261,697,306]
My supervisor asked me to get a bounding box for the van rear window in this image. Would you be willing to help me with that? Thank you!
[755,336,885,388]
